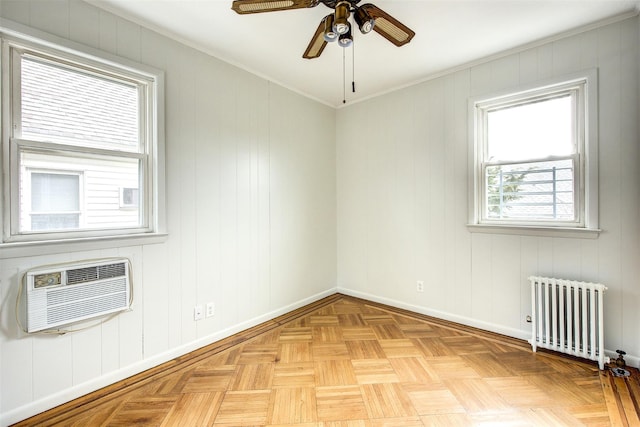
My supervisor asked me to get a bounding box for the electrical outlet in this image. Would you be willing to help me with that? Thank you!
[194,305,204,321]
[416,281,424,292]
[206,302,215,318]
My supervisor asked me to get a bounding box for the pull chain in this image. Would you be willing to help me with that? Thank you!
[352,40,355,93]
[342,47,346,104]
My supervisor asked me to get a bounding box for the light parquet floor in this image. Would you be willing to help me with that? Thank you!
[16,294,640,426]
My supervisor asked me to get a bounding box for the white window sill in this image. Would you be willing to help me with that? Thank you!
[0,232,168,259]
[467,224,601,239]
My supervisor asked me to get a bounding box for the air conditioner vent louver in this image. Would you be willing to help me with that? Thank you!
[24,258,131,332]
[47,292,127,325]
[47,279,126,306]
[66,262,125,285]
[66,266,98,285]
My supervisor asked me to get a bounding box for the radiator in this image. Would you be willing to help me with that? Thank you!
[529,276,607,369]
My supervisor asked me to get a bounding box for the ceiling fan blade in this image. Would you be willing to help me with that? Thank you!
[360,3,415,47]
[232,0,318,14]
[302,17,328,59]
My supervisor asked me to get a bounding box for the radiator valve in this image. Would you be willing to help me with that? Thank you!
[615,349,626,368]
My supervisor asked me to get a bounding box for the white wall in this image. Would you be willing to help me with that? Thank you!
[337,16,639,364]
[0,1,336,424]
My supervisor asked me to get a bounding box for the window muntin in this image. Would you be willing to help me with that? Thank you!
[2,37,160,244]
[473,78,591,229]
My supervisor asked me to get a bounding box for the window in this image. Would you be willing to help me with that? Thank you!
[470,72,598,234]
[120,188,139,209]
[1,33,164,245]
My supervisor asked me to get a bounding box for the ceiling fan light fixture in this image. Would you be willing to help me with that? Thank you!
[333,2,351,35]
[323,14,338,42]
[354,7,375,34]
[338,25,353,47]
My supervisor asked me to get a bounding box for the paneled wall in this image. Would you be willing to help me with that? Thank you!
[337,16,639,363]
[0,1,336,424]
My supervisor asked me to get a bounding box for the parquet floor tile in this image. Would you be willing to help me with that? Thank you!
[106,396,179,426]
[424,355,481,379]
[229,362,274,390]
[181,365,236,393]
[315,385,368,421]
[310,315,340,326]
[313,326,343,342]
[267,387,317,424]
[273,362,316,388]
[160,392,223,426]
[460,351,513,377]
[312,342,351,361]
[443,377,513,414]
[341,326,376,340]
[214,390,271,426]
[346,339,386,359]
[337,314,367,327]
[379,338,423,358]
[237,343,279,364]
[361,383,417,418]
[278,342,313,363]
[315,359,357,386]
[484,376,556,407]
[403,382,466,415]
[352,358,399,384]
[15,294,640,427]
[388,357,438,383]
[279,327,313,342]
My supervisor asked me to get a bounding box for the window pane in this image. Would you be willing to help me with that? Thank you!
[485,159,574,221]
[31,173,79,212]
[21,57,139,151]
[20,151,141,232]
[487,96,573,161]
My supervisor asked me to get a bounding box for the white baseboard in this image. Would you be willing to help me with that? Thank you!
[1,287,337,427]
[338,287,530,341]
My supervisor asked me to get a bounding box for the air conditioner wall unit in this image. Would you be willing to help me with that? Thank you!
[24,258,131,332]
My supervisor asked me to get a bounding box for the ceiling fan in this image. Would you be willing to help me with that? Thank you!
[231,0,415,59]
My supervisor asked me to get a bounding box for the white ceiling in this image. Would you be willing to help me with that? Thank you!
[88,0,639,107]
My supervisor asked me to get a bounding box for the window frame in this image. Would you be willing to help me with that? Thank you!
[468,70,600,237]
[1,25,166,254]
